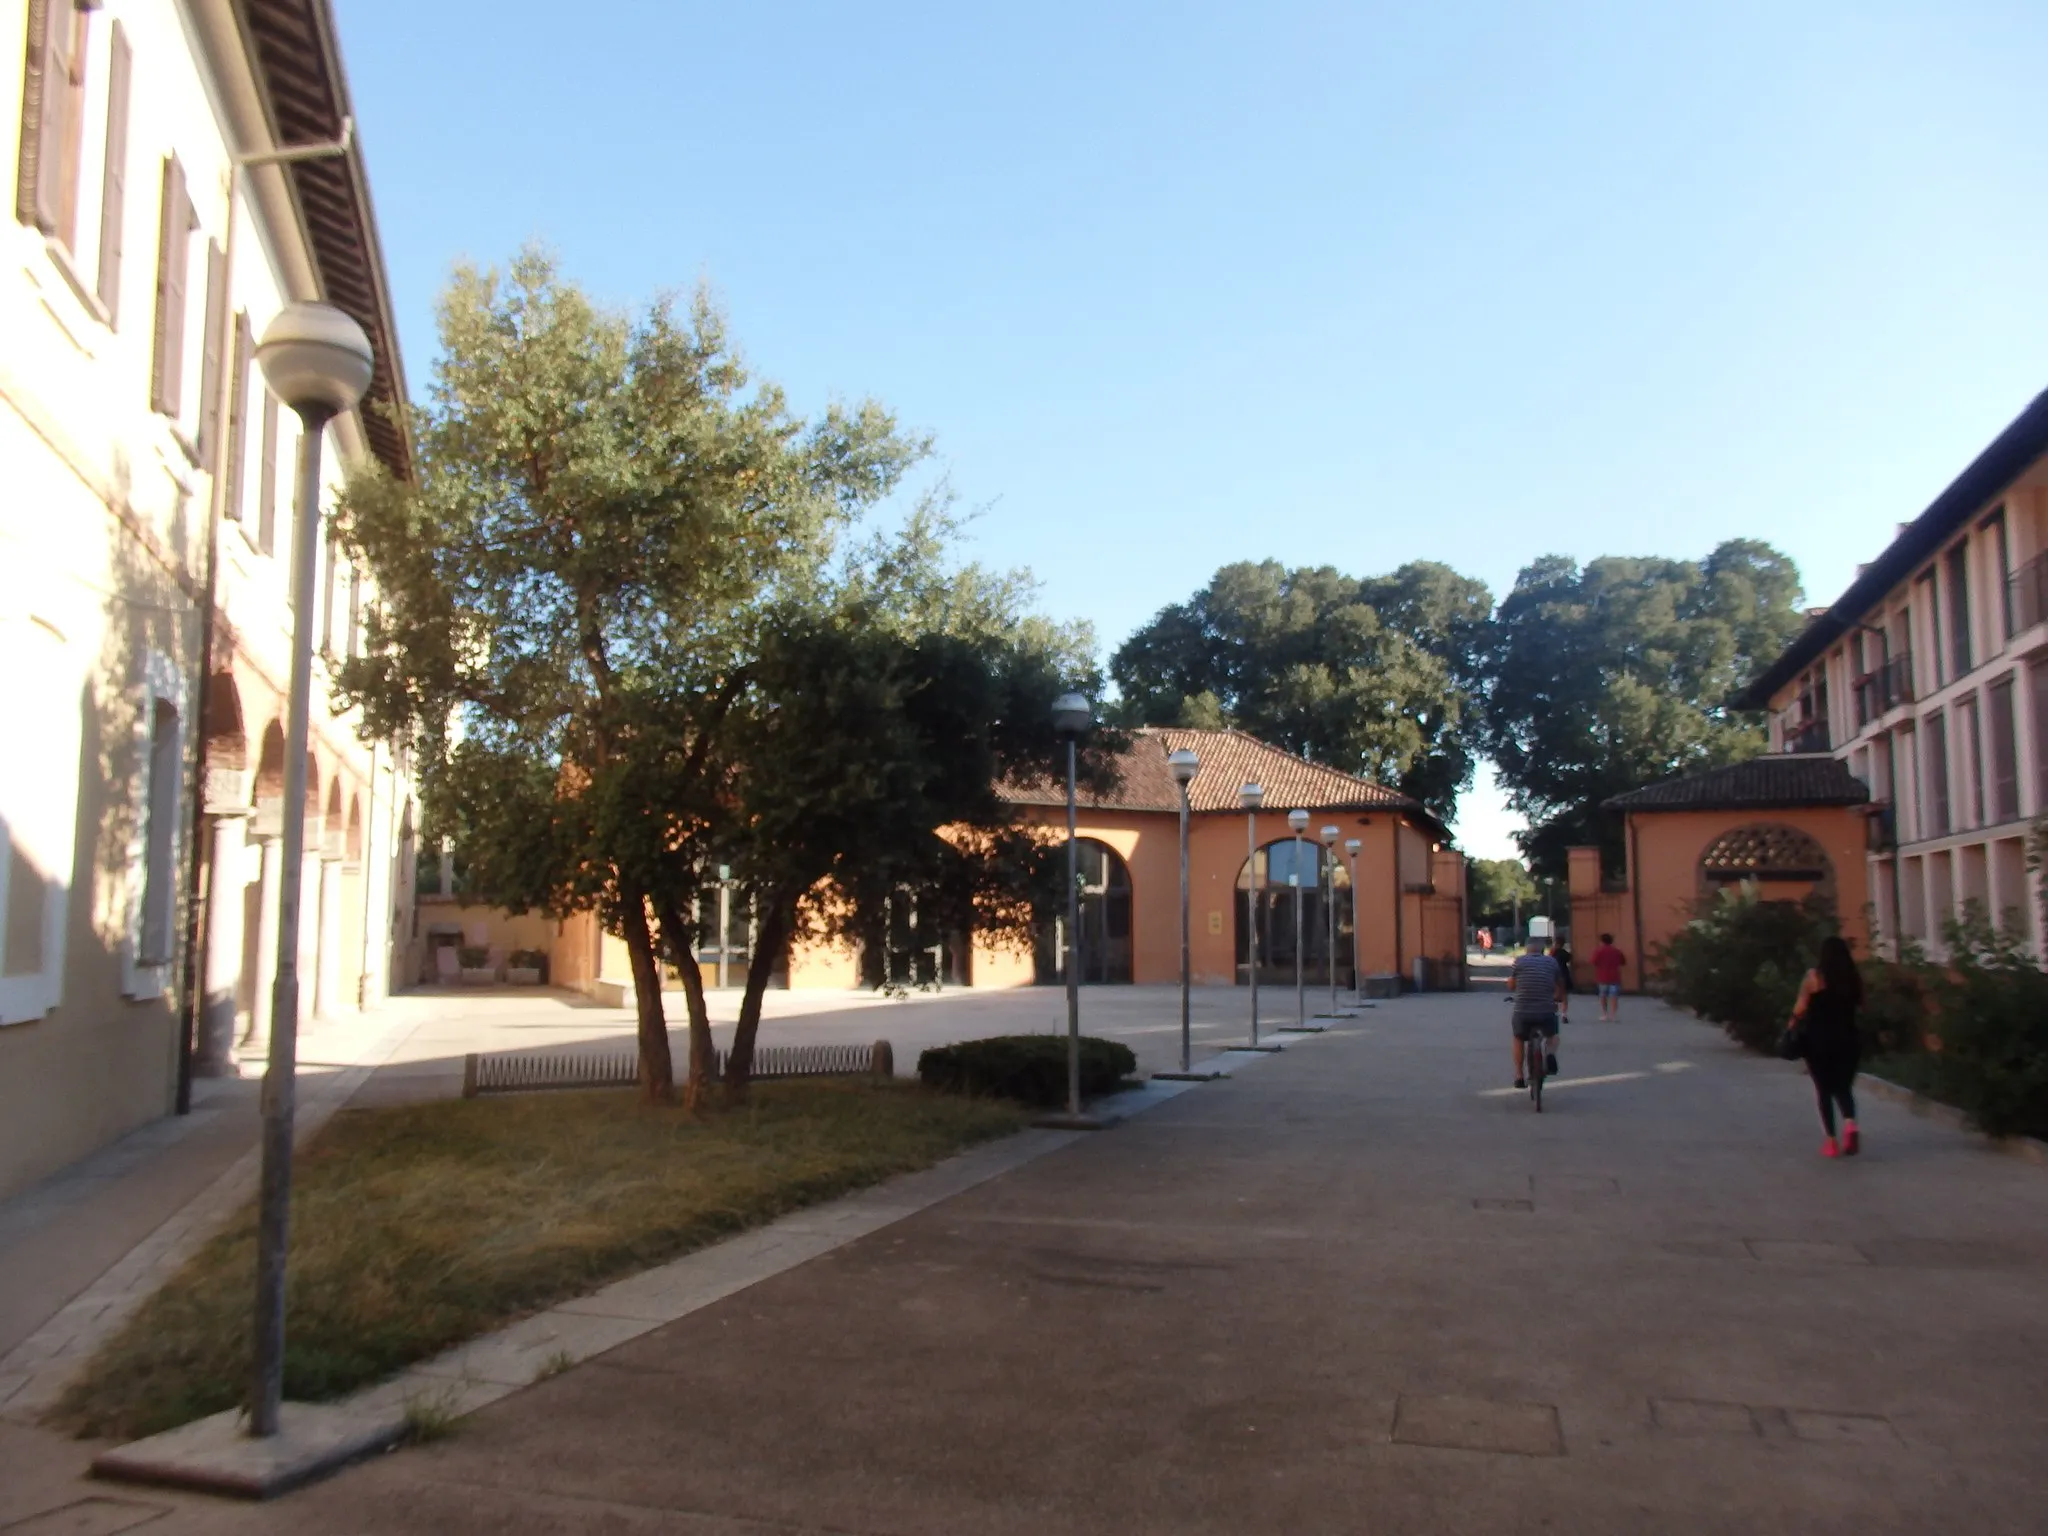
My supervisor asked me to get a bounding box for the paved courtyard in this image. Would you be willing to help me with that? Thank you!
[7,986,2046,1533]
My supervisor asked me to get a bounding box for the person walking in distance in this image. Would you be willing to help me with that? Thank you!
[1506,935,1566,1089]
[1591,932,1627,1021]
[1787,935,1865,1157]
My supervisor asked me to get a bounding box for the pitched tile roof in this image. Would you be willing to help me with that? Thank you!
[1603,754,1872,813]
[1004,727,1429,823]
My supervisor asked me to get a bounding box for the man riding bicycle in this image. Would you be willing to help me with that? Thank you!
[1507,935,1567,1089]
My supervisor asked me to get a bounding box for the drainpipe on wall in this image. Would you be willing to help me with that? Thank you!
[1391,819,1404,990]
[173,161,243,1115]
[1628,814,1646,994]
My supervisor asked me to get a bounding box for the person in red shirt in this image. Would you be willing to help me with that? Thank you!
[1591,933,1627,1020]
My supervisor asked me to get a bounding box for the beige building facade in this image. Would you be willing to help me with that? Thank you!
[1736,388,2048,962]
[1,0,418,1198]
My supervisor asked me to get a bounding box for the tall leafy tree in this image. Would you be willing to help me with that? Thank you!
[335,249,924,1104]
[1109,560,1491,819]
[1479,539,1805,876]
[1467,857,1539,930]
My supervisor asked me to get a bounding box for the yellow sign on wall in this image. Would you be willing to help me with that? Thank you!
[1207,910,1223,934]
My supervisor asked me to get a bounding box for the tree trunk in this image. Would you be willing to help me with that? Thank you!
[724,894,792,1105]
[617,878,676,1103]
[655,897,718,1115]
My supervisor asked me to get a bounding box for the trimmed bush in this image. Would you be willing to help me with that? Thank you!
[917,1034,1138,1106]
[1654,887,1835,1053]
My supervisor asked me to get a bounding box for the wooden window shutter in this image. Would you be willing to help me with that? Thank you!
[223,311,251,521]
[197,239,226,465]
[96,19,130,321]
[258,389,279,553]
[15,0,56,226]
[150,156,193,417]
[15,0,81,234]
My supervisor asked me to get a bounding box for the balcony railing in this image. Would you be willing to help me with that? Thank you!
[1864,804,1897,854]
[1851,652,1914,725]
[1783,717,1831,754]
[2009,551,2048,635]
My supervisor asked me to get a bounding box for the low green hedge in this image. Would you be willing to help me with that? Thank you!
[917,1034,1139,1106]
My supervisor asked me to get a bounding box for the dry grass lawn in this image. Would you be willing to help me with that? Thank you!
[55,1079,1026,1441]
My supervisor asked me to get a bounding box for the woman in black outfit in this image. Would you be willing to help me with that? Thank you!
[1788,935,1864,1157]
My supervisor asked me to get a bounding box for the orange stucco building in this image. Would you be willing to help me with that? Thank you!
[1567,757,1872,992]
[547,727,1467,1001]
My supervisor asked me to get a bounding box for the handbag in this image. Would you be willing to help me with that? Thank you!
[1777,1018,1807,1061]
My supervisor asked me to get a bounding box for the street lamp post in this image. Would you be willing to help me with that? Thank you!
[248,303,374,1439]
[1344,837,1362,1004]
[1168,749,1200,1073]
[1287,809,1309,1028]
[1241,783,1264,1047]
[1051,693,1093,1120]
[1320,825,1340,1016]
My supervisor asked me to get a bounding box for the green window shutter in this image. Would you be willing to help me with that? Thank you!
[95,18,129,319]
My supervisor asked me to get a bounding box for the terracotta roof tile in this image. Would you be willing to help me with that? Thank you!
[1603,754,1872,813]
[1004,727,1421,818]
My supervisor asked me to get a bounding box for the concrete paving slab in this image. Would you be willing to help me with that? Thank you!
[90,1402,404,1499]
[20,989,2048,1534]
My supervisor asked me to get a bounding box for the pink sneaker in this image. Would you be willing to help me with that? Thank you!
[1842,1122,1860,1157]
[1820,1137,1840,1158]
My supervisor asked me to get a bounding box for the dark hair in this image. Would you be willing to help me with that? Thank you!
[1600,932,1613,944]
[1817,935,1862,1004]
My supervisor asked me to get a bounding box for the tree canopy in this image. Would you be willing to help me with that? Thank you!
[1108,560,1492,820]
[1478,539,1805,876]
[336,249,1094,1105]
[1466,857,1539,930]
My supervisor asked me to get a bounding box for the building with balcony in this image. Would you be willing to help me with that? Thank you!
[1734,389,2048,960]
[1,0,419,1198]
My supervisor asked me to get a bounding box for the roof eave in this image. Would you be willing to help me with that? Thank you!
[1733,386,2048,709]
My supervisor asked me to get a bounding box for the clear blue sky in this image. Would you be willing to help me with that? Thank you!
[335,0,2048,859]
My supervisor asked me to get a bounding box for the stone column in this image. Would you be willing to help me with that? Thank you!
[196,810,250,1075]
[314,853,344,1019]
[245,829,283,1049]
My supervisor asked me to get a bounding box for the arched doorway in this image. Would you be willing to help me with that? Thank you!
[1035,838,1134,984]
[1236,838,1353,988]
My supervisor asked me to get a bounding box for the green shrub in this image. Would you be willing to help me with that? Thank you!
[1858,954,1931,1059]
[1654,886,1836,1053]
[916,1034,1139,1106]
[1917,906,2048,1141]
[457,945,490,968]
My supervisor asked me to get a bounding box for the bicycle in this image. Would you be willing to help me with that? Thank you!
[1514,1014,1558,1112]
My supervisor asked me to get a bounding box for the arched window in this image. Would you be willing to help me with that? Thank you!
[1698,825,1830,883]
[1035,838,1134,985]
[1236,839,1353,988]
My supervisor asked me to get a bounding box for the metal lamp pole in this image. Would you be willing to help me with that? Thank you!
[1344,837,1362,1004]
[248,304,374,1438]
[1051,694,1093,1119]
[1241,783,1264,1046]
[1168,749,1199,1073]
[1320,825,1340,1015]
[1287,809,1309,1028]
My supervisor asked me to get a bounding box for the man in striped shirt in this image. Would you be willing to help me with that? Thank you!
[1507,937,1567,1089]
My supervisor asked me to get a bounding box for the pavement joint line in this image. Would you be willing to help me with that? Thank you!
[1477,1069,1651,1098]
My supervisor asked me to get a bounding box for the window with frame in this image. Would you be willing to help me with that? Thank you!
[2033,663,2048,816]
[124,661,185,997]
[1957,696,1983,829]
[1924,710,1950,837]
[15,4,132,321]
[1985,506,2011,644]
[1944,541,1973,679]
[1987,676,2019,824]
[0,611,83,1024]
